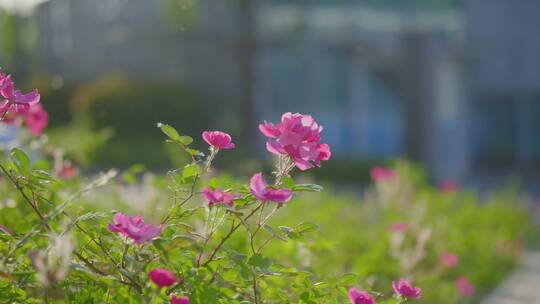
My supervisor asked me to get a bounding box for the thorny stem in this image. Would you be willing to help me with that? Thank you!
[161,172,199,225]
[274,155,295,186]
[0,164,52,232]
[256,235,276,254]
[201,202,264,267]
[248,157,292,254]
[253,276,260,304]
[204,147,218,172]
[197,206,229,266]
[73,251,107,276]
[121,243,129,268]
[196,219,218,267]
[249,203,266,254]
[247,156,294,303]
[0,165,143,292]
[2,179,117,285]
[202,156,294,267]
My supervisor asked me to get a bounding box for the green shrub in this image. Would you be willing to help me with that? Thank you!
[270,162,531,303]
[70,75,205,168]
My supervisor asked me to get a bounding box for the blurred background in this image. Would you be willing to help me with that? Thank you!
[1,0,539,192]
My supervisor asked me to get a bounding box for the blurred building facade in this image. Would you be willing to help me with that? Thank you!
[33,0,248,109]
[29,0,540,184]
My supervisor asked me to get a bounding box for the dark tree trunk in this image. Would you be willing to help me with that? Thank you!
[237,0,256,152]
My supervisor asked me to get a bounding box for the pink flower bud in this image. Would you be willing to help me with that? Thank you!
[348,288,376,304]
[250,173,292,204]
[202,131,235,149]
[370,167,396,183]
[170,294,189,304]
[148,268,176,288]
[108,213,163,244]
[440,252,459,268]
[392,278,421,299]
[202,187,239,207]
[456,277,475,298]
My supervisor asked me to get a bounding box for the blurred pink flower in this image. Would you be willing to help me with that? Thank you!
[202,131,235,149]
[0,69,40,115]
[108,213,163,244]
[202,187,238,207]
[440,180,459,193]
[259,112,330,171]
[388,222,408,234]
[2,103,49,136]
[440,252,459,268]
[148,268,176,288]
[24,104,48,136]
[456,277,475,298]
[370,167,395,183]
[58,163,78,180]
[348,288,376,304]
[170,294,189,304]
[250,173,292,204]
[392,278,421,299]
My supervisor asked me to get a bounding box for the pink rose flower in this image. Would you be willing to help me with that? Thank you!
[259,112,331,171]
[348,288,376,304]
[0,69,40,115]
[202,187,239,207]
[24,104,48,136]
[455,277,475,298]
[2,103,49,136]
[0,70,47,136]
[439,252,459,268]
[202,131,235,149]
[0,70,7,88]
[108,213,163,244]
[392,278,421,299]
[370,167,395,183]
[250,172,292,204]
[170,294,189,304]
[440,180,459,193]
[388,222,408,234]
[148,268,177,288]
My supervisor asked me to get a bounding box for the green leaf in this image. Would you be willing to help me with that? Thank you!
[75,212,105,223]
[293,184,323,193]
[179,135,193,145]
[171,234,198,248]
[171,207,202,220]
[248,253,273,271]
[157,122,181,141]
[31,169,56,184]
[182,163,198,180]
[187,148,202,156]
[295,222,319,235]
[152,237,168,253]
[278,225,300,239]
[264,225,287,241]
[168,163,199,186]
[278,226,293,234]
[339,273,358,285]
[9,148,31,174]
[282,176,296,189]
[229,250,248,264]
